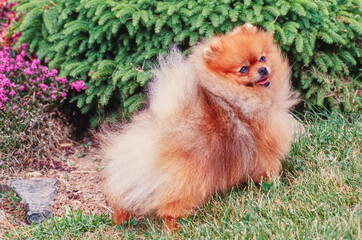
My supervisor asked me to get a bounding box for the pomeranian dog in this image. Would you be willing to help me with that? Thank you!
[101,23,299,228]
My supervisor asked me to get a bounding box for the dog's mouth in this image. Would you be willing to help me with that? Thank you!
[244,77,271,88]
[256,77,270,87]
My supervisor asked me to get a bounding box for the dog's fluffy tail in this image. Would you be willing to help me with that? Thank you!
[102,112,174,215]
[102,48,197,215]
[148,48,197,119]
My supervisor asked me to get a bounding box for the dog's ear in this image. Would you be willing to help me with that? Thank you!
[232,23,258,34]
[203,39,221,62]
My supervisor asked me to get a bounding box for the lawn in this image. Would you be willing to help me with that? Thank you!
[0,110,360,239]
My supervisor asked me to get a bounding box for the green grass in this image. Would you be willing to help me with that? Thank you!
[1,110,361,239]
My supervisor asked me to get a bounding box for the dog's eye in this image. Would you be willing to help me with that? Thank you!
[259,56,266,62]
[240,66,249,73]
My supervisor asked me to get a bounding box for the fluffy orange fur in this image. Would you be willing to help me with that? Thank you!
[101,24,300,228]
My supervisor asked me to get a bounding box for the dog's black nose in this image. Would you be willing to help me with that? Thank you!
[258,67,269,76]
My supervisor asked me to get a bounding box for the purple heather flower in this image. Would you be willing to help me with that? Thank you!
[38,83,48,91]
[9,89,16,96]
[23,68,32,75]
[0,94,8,103]
[48,69,58,77]
[70,80,87,92]
[2,77,10,86]
[55,76,68,84]
[41,66,48,74]
[31,59,40,69]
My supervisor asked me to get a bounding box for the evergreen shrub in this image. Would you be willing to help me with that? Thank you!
[11,0,361,126]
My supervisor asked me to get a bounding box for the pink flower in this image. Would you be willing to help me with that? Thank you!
[48,69,58,77]
[41,66,48,74]
[70,80,87,92]
[2,77,10,86]
[9,89,16,96]
[38,83,48,91]
[19,85,25,91]
[0,94,8,103]
[13,105,17,110]
[21,113,25,117]
[23,68,33,75]
[61,92,67,97]
[23,101,27,106]
[31,59,40,69]
[55,76,68,84]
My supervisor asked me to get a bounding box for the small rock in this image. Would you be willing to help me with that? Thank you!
[3,178,58,224]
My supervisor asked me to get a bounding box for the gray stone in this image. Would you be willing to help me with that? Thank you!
[2,178,58,224]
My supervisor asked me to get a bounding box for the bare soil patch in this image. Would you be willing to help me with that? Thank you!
[1,140,110,220]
